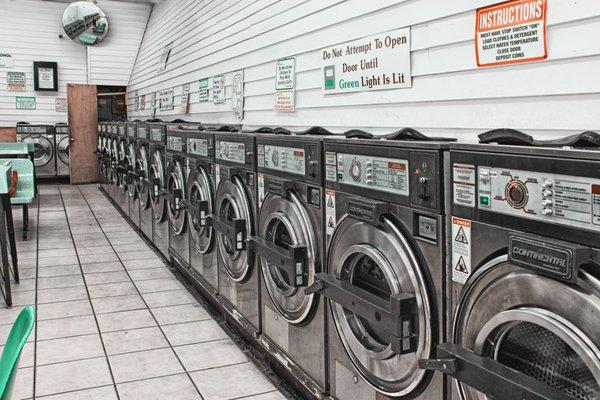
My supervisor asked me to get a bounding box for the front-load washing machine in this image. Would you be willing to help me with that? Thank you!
[213,130,259,338]
[125,122,140,228]
[108,122,120,201]
[135,122,154,242]
[307,134,448,400]
[97,122,108,189]
[253,132,329,398]
[148,122,169,258]
[165,127,189,267]
[55,123,70,177]
[16,123,56,178]
[115,122,130,214]
[420,142,600,400]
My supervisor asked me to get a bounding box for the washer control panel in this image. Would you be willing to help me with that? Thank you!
[118,125,126,136]
[477,166,600,231]
[216,140,245,164]
[187,138,209,157]
[333,153,409,196]
[127,125,135,137]
[258,145,305,175]
[17,126,49,134]
[167,136,183,152]
[137,126,148,139]
[150,128,164,142]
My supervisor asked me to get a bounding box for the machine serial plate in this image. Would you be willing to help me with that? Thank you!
[187,138,208,156]
[260,145,305,175]
[167,136,183,152]
[476,166,600,232]
[216,141,245,164]
[335,153,409,196]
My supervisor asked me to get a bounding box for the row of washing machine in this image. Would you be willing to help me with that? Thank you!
[16,122,70,177]
[96,121,600,400]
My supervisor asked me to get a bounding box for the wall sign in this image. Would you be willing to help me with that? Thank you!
[232,70,244,119]
[139,94,146,110]
[275,90,295,112]
[158,88,174,110]
[476,0,548,67]
[134,90,140,111]
[55,97,68,112]
[33,61,58,91]
[321,27,411,94]
[180,84,190,114]
[7,72,26,92]
[0,53,14,68]
[157,42,173,73]
[275,58,295,90]
[212,74,225,104]
[198,78,209,102]
[16,96,36,110]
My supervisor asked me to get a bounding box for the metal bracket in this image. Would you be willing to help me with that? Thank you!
[207,215,247,251]
[142,177,161,198]
[305,273,417,354]
[250,236,308,287]
[418,343,578,400]
[163,188,183,210]
[181,199,209,227]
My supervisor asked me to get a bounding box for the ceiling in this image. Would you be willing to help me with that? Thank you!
[43,0,162,4]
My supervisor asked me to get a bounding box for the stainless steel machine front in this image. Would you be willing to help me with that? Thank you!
[16,123,56,178]
[126,122,139,227]
[148,122,169,258]
[55,123,70,177]
[135,122,153,242]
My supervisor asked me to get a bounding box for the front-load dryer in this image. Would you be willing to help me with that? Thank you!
[135,122,153,242]
[213,130,259,339]
[420,141,600,400]
[126,122,140,227]
[253,131,329,398]
[307,134,449,400]
[55,123,70,178]
[148,122,169,258]
[16,123,56,178]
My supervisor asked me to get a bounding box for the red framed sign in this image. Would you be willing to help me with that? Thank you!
[475,0,548,67]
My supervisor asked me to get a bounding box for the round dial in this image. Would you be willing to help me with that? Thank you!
[505,180,529,209]
[271,150,280,166]
[349,159,362,182]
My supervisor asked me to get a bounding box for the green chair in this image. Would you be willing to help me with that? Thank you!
[0,306,34,400]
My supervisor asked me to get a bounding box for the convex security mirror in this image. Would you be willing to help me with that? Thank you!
[62,1,109,46]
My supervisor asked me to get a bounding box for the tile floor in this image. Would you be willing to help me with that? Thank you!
[0,183,287,400]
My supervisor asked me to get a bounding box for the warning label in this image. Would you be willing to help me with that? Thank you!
[325,152,337,182]
[325,189,336,236]
[258,173,265,207]
[453,164,476,208]
[476,0,548,67]
[452,217,472,284]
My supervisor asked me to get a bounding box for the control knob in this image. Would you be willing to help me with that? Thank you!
[542,208,554,216]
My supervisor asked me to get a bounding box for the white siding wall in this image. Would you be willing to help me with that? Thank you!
[128,0,600,140]
[0,0,151,126]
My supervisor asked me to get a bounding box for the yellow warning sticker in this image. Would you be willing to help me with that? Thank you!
[452,217,472,284]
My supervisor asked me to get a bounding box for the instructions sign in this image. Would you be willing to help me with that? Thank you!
[212,74,225,104]
[232,70,244,119]
[0,53,14,68]
[275,90,295,112]
[180,84,190,114]
[158,88,174,110]
[198,78,209,102]
[452,217,472,284]
[16,96,36,110]
[453,164,476,207]
[476,0,547,67]
[7,72,26,92]
[275,58,295,90]
[321,27,411,94]
[55,97,67,112]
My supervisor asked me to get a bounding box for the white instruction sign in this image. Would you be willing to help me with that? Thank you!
[453,164,476,208]
[325,189,336,236]
[275,58,295,90]
[232,70,244,119]
[321,27,411,94]
[158,88,174,110]
[212,74,225,104]
[180,84,190,114]
[476,0,547,67]
[452,217,472,284]
[275,90,295,112]
[0,53,14,68]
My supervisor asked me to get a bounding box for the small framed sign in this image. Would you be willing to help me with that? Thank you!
[33,61,58,92]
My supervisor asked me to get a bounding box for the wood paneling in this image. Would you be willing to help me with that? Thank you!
[0,128,16,142]
[67,84,98,184]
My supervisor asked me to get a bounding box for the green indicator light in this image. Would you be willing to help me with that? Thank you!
[480,196,490,206]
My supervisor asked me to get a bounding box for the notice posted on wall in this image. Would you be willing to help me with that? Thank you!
[476,0,547,67]
[321,27,411,94]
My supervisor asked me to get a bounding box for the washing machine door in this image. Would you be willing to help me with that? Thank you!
[258,191,317,324]
[166,158,186,235]
[127,143,137,199]
[118,140,127,193]
[20,135,54,168]
[110,139,119,184]
[150,148,167,223]
[57,135,70,165]
[452,255,600,400]
[187,166,214,254]
[215,175,253,282]
[325,214,433,397]
[136,145,151,210]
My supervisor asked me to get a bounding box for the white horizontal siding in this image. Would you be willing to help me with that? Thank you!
[0,0,151,127]
[127,0,600,139]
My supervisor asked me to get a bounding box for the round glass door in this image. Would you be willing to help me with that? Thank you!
[21,135,53,167]
[215,176,253,282]
[258,191,317,324]
[150,149,166,223]
[110,139,119,184]
[57,136,69,165]
[167,159,186,236]
[454,256,600,400]
[187,166,214,255]
[136,146,150,210]
[118,140,127,193]
[328,215,433,397]
[126,143,137,199]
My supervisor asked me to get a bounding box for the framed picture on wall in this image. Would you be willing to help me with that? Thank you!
[33,61,58,91]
